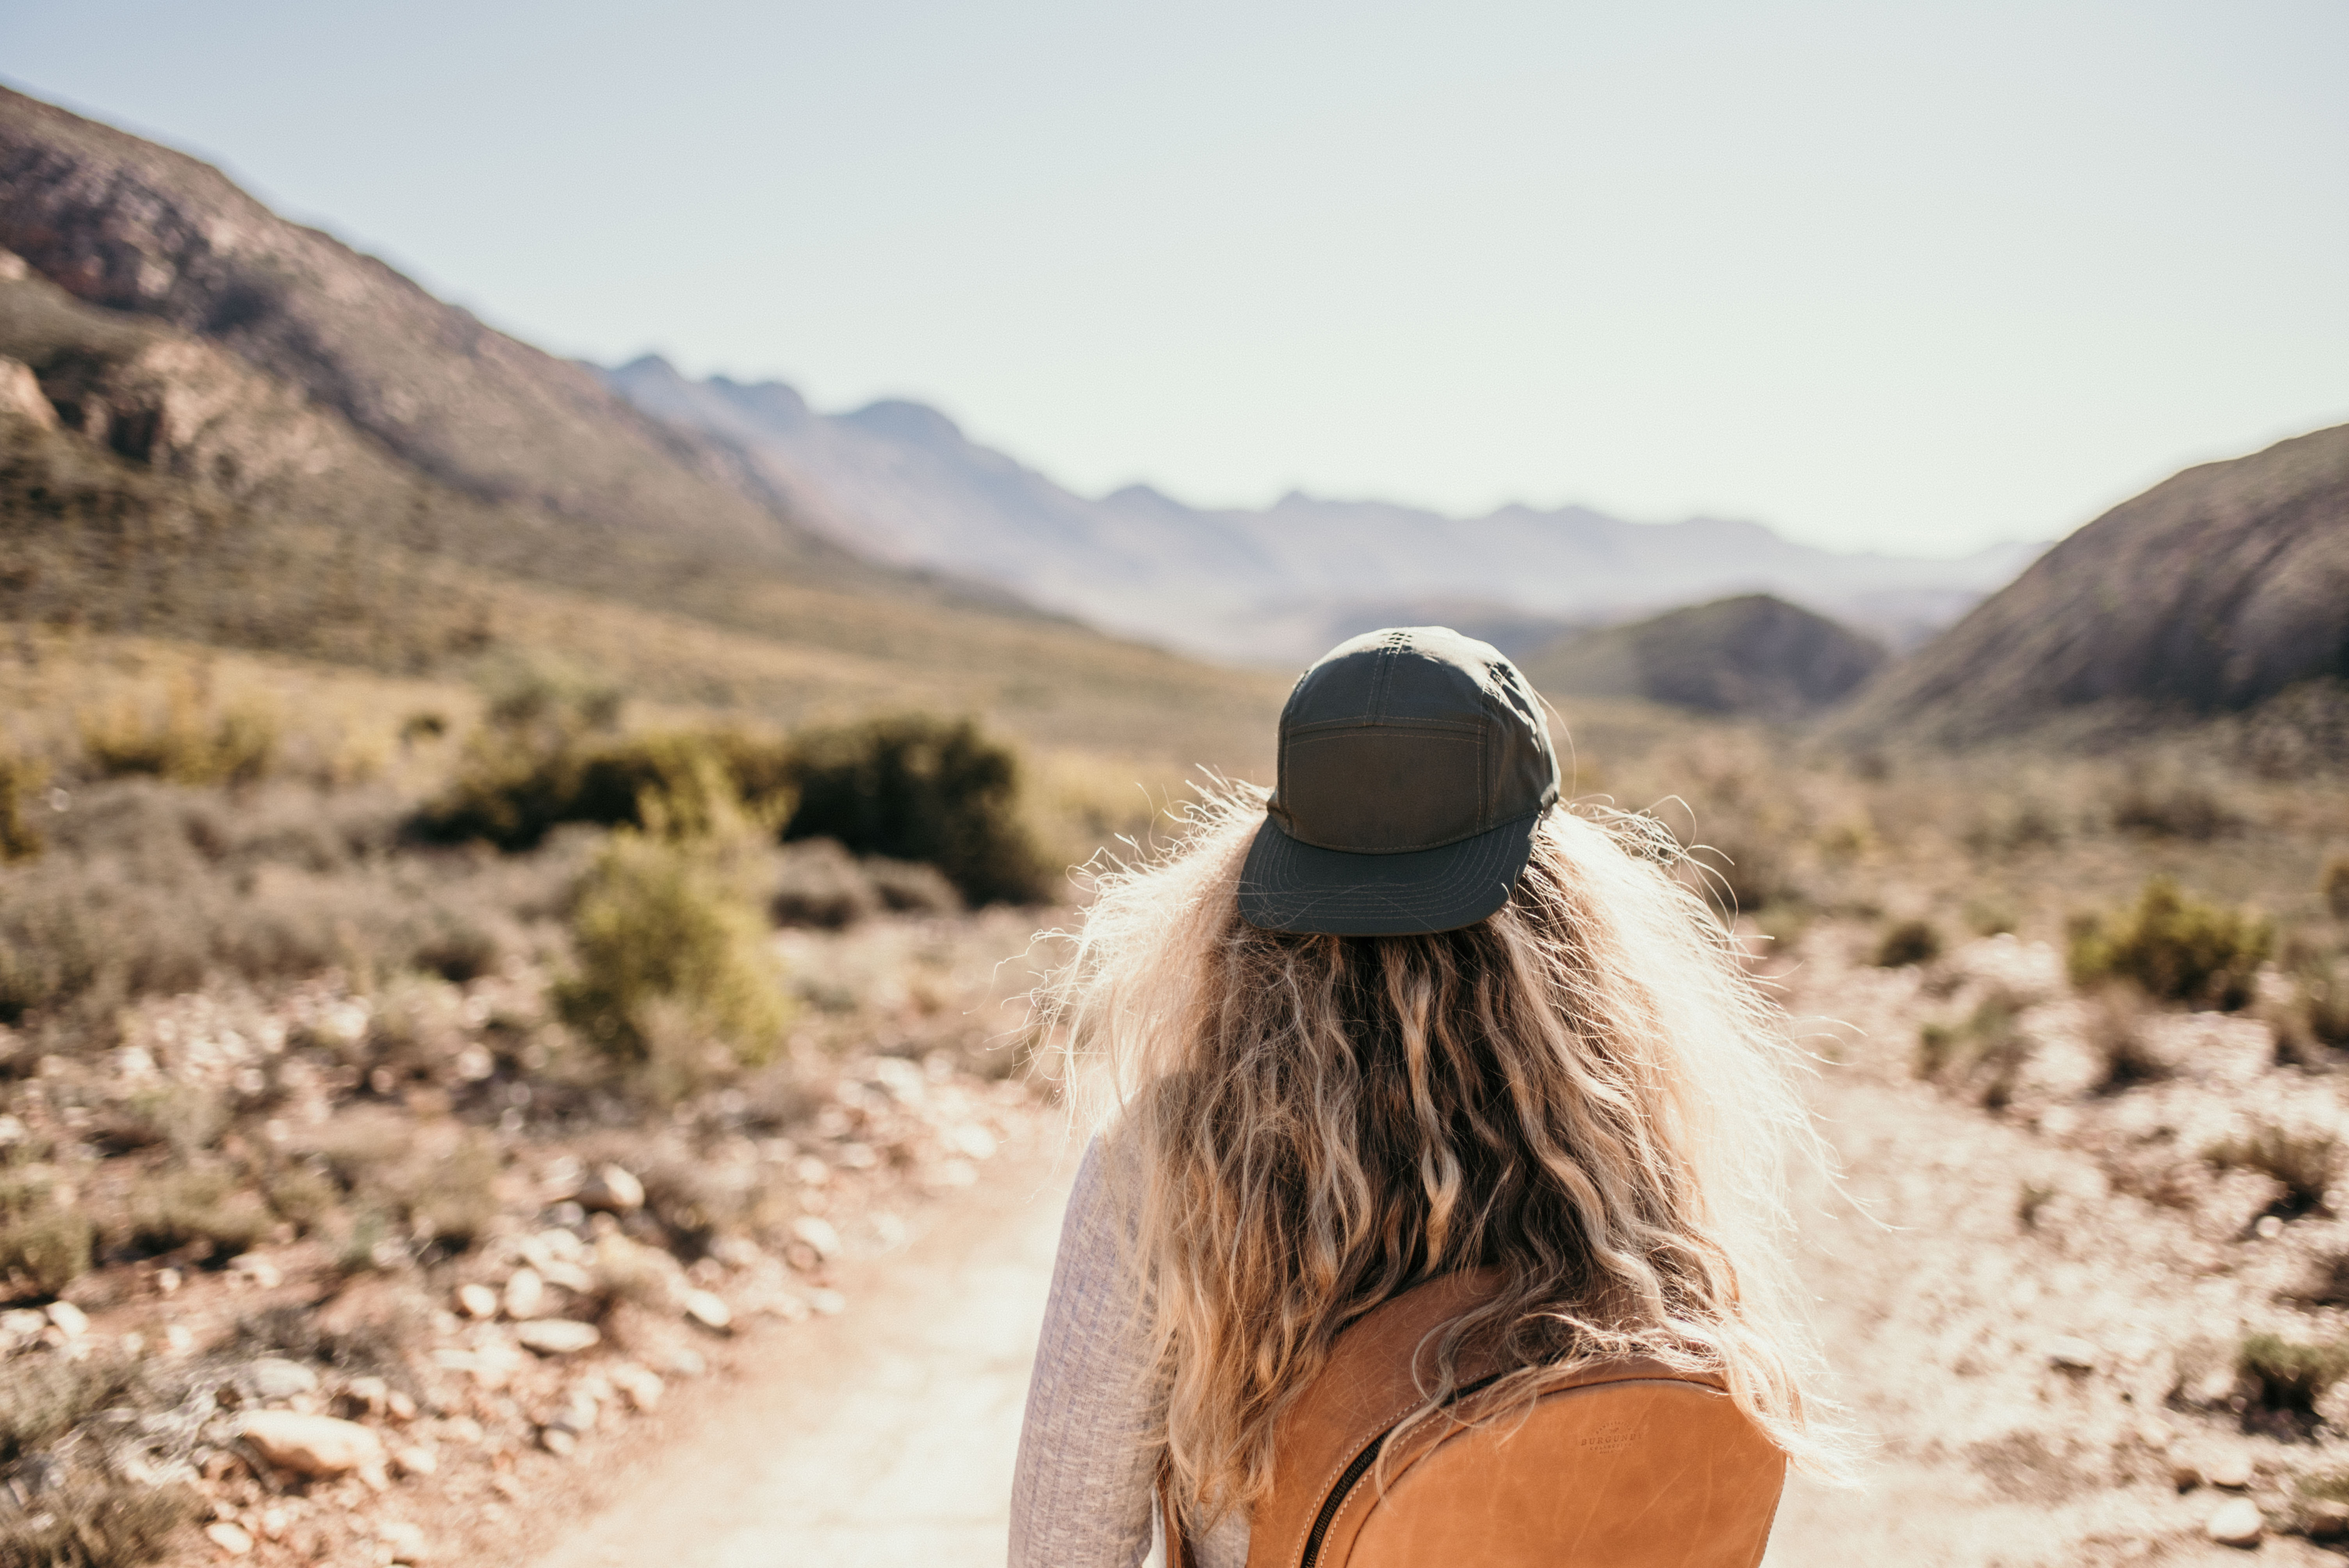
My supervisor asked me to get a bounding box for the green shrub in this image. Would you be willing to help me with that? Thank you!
[2112,777,2240,840]
[0,752,46,861]
[1873,918,1943,968]
[781,715,1049,905]
[419,725,794,851]
[0,1355,149,1461]
[2206,1124,2341,1213]
[2237,1332,2349,1414]
[554,828,793,1076]
[0,1482,197,1568]
[2326,855,2349,920]
[2067,877,2272,1011]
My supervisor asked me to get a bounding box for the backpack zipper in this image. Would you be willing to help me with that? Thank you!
[1296,1373,1506,1568]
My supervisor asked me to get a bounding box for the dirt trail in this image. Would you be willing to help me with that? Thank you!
[524,1026,2342,1567]
[525,1145,1077,1568]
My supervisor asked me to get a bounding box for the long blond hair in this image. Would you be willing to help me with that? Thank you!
[1040,782,1837,1522]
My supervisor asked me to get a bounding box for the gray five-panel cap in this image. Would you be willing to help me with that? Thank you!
[1239,625,1561,937]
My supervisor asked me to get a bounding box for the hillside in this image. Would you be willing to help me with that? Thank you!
[0,89,1287,779]
[1520,593,1888,720]
[1841,421,2349,746]
[604,356,2042,665]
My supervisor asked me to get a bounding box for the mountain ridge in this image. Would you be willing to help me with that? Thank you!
[604,353,2045,665]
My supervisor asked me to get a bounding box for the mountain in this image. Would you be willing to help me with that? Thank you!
[0,86,1288,775]
[604,355,2044,665]
[1839,422,2349,746]
[1522,594,1889,720]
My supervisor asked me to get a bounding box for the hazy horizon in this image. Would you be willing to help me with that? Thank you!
[6,0,2343,557]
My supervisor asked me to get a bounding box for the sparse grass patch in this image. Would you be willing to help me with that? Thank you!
[2083,990,2171,1093]
[2112,776,2241,841]
[2205,1125,2340,1214]
[1873,918,1943,968]
[2238,1332,2349,1415]
[0,1173,95,1300]
[78,684,278,788]
[0,1481,195,1568]
[1916,994,2031,1109]
[0,751,47,861]
[2326,854,2349,919]
[112,1165,269,1261]
[2068,876,2272,1012]
[0,1354,149,1461]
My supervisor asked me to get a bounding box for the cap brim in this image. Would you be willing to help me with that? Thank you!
[1237,810,1542,937]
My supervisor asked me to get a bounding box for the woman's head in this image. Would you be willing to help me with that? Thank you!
[1043,773,1834,1516]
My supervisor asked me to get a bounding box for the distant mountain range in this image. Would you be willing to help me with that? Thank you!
[603,356,2045,666]
[1524,595,1889,722]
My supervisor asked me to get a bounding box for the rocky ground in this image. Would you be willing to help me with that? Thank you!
[1766,924,2349,1564]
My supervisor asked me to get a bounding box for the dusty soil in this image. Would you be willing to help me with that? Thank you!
[502,925,2349,1568]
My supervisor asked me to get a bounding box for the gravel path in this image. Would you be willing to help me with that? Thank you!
[528,1144,1078,1568]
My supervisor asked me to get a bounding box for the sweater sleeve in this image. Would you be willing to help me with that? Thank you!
[1009,1136,1161,1568]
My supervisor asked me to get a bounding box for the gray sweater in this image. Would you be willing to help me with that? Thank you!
[1010,1139,1249,1568]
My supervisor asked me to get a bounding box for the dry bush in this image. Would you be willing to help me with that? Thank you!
[301,1117,500,1262]
[2204,1125,2340,1214]
[2082,990,2171,1093]
[86,1085,226,1158]
[0,1354,150,1461]
[78,684,278,788]
[2326,854,2349,919]
[0,1172,94,1301]
[769,839,962,929]
[1873,918,1943,968]
[2294,1251,2349,1309]
[0,779,570,1029]
[0,750,46,861]
[2237,1332,2349,1415]
[2067,876,2272,1012]
[111,1165,269,1261]
[229,1302,415,1378]
[2112,775,2241,840]
[1916,995,2031,1109]
[0,1481,194,1568]
[1686,833,1791,914]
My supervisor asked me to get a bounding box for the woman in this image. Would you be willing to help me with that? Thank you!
[1010,627,1835,1568]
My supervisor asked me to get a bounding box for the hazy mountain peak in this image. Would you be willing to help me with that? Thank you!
[839,398,964,449]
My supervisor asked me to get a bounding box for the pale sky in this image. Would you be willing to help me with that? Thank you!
[5,1,2344,555]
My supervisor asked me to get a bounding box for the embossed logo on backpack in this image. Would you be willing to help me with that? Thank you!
[1577,1420,1649,1454]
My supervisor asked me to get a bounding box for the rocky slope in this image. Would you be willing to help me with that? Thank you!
[0,87,849,575]
[1521,593,1888,720]
[1842,422,2349,747]
[604,355,2042,665]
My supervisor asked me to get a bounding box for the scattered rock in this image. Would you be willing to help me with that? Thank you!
[2208,1452,2255,1490]
[391,1443,439,1478]
[341,1375,390,1417]
[230,1254,285,1288]
[2206,1497,2263,1547]
[378,1519,430,1561]
[683,1290,733,1333]
[45,1300,89,1337]
[503,1267,547,1320]
[540,1425,577,1457]
[239,1358,320,1403]
[609,1363,666,1412]
[205,1519,256,1556]
[455,1283,499,1319]
[579,1164,645,1213]
[514,1319,602,1356]
[239,1411,387,1482]
[808,1288,847,1316]
[2044,1337,2100,1373]
[790,1216,843,1261]
[2171,1456,2204,1491]
[2304,1499,2349,1540]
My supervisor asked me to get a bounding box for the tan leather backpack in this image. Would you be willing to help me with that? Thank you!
[1163,1271,1786,1568]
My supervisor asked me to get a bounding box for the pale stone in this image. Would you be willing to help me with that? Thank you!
[2044,1336,2100,1373]
[579,1164,645,1213]
[514,1319,601,1356]
[503,1267,546,1320]
[2207,1452,2254,1490]
[391,1443,439,1477]
[205,1520,256,1555]
[2206,1497,2263,1546]
[230,1254,283,1288]
[239,1411,387,1481]
[609,1363,665,1412]
[45,1301,89,1337]
[378,1520,429,1561]
[455,1283,499,1319]
[241,1357,319,1402]
[0,358,55,431]
[540,1425,577,1456]
[790,1216,842,1260]
[808,1288,846,1316]
[683,1290,733,1332]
